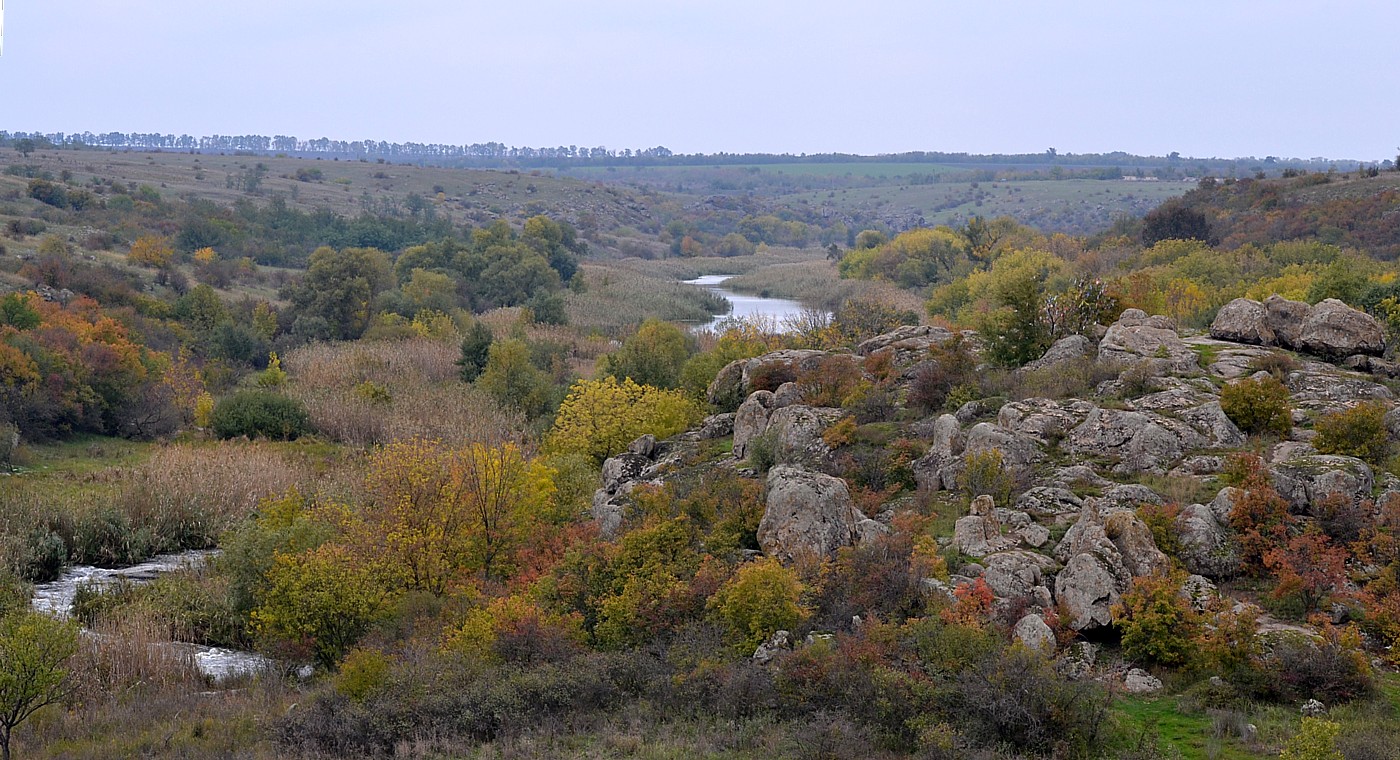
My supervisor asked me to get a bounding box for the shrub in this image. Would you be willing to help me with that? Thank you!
[1112,572,1199,666]
[1314,401,1389,464]
[1228,457,1295,574]
[708,558,806,650]
[794,355,865,408]
[962,449,1012,505]
[210,390,309,440]
[546,377,702,464]
[1280,717,1342,760]
[1220,375,1292,437]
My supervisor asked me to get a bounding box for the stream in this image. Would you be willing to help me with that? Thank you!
[31,550,276,682]
[683,275,812,332]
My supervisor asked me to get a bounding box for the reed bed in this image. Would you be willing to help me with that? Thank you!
[282,339,527,447]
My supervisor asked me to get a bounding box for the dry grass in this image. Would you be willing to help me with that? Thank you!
[116,442,320,546]
[565,265,729,335]
[283,339,526,447]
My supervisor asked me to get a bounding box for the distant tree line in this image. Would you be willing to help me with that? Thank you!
[3,129,1385,174]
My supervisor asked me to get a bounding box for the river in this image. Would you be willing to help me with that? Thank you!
[683,275,812,332]
[31,550,276,682]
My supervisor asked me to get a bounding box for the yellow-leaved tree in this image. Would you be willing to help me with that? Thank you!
[127,235,175,267]
[353,438,556,592]
[547,377,702,464]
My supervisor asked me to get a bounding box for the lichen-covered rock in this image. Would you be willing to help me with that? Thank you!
[766,405,844,467]
[1269,451,1374,512]
[1299,298,1385,359]
[955,422,1043,485]
[695,413,736,440]
[953,514,1011,558]
[707,349,831,410]
[856,324,957,359]
[732,390,777,458]
[983,550,1058,599]
[1098,308,1200,375]
[1285,366,1393,412]
[1013,613,1057,655]
[1016,487,1085,519]
[1069,408,1184,475]
[1265,295,1311,350]
[1021,334,1094,373]
[1124,668,1163,694]
[1175,503,1240,578]
[912,414,964,492]
[997,398,1095,445]
[760,466,862,563]
[1104,511,1171,578]
[1180,574,1219,612]
[1211,298,1275,345]
[1055,551,1124,631]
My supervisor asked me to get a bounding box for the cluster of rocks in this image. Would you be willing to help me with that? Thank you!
[1211,295,1387,364]
[593,297,1400,685]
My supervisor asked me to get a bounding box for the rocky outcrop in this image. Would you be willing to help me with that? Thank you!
[706,349,831,410]
[732,391,778,458]
[1013,613,1057,655]
[592,436,673,537]
[1104,511,1172,578]
[1021,334,1093,374]
[1299,299,1386,359]
[911,414,965,492]
[1067,404,1242,475]
[1210,298,1274,345]
[766,405,844,467]
[982,550,1058,599]
[1124,668,1163,694]
[1210,296,1385,361]
[856,325,962,368]
[1055,551,1124,631]
[1269,448,1375,512]
[1098,309,1199,375]
[1265,295,1309,349]
[759,466,863,563]
[1175,503,1239,578]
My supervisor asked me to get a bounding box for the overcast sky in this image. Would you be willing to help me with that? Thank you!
[2,1,1397,160]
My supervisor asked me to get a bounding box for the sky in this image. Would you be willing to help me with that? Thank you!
[2,1,1398,160]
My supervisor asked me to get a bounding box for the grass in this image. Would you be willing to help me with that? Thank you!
[566,264,729,334]
[1113,695,1259,759]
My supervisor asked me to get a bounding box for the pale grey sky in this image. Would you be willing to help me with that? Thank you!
[2,1,1397,160]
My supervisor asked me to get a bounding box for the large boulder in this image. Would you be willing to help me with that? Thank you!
[1055,551,1125,631]
[912,414,964,491]
[760,466,863,563]
[856,324,958,364]
[1210,298,1275,345]
[732,390,778,458]
[1264,295,1311,350]
[766,405,844,467]
[1175,503,1240,578]
[957,422,1043,485]
[1104,511,1171,578]
[1021,334,1094,374]
[1068,408,1185,475]
[997,398,1095,445]
[983,550,1059,599]
[1269,451,1374,512]
[1299,299,1385,359]
[1098,309,1199,375]
[1013,613,1057,655]
[706,349,831,409]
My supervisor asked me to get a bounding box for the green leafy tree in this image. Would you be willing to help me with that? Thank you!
[251,543,395,669]
[598,319,693,389]
[0,611,80,760]
[980,267,1050,366]
[476,339,552,418]
[1112,572,1199,666]
[284,246,393,340]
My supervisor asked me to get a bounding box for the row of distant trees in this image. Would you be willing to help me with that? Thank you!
[4,129,1384,173]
